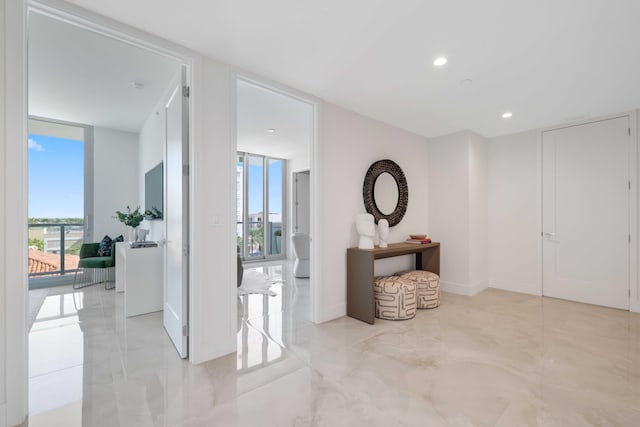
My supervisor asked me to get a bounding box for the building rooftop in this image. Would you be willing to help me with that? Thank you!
[28,249,79,274]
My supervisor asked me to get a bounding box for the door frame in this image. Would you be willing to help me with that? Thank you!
[538,111,639,313]
[233,73,322,324]
[4,1,201,424]
[292,170,311,235]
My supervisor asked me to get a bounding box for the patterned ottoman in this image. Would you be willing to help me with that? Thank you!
[373,276,417,320]
[398,270,440,309]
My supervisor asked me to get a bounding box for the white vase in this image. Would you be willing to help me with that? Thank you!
[129,227,137,242]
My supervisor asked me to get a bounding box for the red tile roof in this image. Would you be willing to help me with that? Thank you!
[28,250,79,274]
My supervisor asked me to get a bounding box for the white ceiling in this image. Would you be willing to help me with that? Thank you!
[29,12,180,133]
[65,0,640,138]
[237,81,312,159]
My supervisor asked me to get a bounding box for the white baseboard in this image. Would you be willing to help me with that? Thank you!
[488,280,542,296]
[319,303,346,323]
[441,280,488,296]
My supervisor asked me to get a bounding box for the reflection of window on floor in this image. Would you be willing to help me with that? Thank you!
[237,290,285,372]
[236,265,286,372]
[31,291,84,331]
[236,152,285,260]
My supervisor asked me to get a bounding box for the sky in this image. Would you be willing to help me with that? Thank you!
[30,136,281,220]
[268,160,283,215]
[240,157,283,217]
[28,134,84,218]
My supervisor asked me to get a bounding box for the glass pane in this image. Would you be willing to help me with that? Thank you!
[247,155,264,258]
[236,153,244,256]
[267,158,283,256]
[64,223,84,271]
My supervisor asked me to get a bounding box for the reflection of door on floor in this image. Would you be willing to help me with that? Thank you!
[542,116,631,309]
[293,171,310,234]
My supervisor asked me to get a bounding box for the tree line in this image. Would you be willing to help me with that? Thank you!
[28,218,83,224]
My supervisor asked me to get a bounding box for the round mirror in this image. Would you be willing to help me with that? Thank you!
[374,172,399,215]
[362,159,408,227]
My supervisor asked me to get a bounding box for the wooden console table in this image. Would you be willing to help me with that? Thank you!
[347,242,440,324]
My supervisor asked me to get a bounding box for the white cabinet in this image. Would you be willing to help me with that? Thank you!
[115,242,163,317]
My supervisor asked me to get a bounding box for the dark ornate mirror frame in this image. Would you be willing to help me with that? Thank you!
[362,159,408,227]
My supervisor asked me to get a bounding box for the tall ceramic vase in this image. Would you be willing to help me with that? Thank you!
[129,227,137,242]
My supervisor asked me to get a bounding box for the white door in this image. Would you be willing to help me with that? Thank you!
[542,116,630,309]
[164,67,189,358]
[294,171,310,234]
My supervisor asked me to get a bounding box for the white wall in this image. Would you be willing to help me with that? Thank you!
[0,0,6,423]
[427,130,489,295]
[288,151,310,174]
[92,127,139,241]
[317,103,429,321]
[189,58,237,362]
[469,133,488,287]
[487,130,541,295]
[428,132,471,288]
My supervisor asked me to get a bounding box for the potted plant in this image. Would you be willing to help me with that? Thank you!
[114,206,144,241]
[274,229,282,253]
[144,207,162,220]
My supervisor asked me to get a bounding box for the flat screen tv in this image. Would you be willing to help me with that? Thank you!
[145,162,163,220]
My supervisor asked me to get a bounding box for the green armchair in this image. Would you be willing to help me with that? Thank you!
[73,242,117,290]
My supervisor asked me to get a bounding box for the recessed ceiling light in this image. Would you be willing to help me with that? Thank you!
[130,81,145,90]
[266,128,276,133]
[433,57,447,67]
[501,112,513,119]
[460,78,473,86]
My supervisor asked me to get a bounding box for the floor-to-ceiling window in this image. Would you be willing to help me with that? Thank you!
[27,118,92,288]
[267,158,284,257]
[237,152,285,261]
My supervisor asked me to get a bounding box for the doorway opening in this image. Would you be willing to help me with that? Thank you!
[25,8,190,421]
[235,78,316,371]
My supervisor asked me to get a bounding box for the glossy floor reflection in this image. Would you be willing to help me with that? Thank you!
[24,264,640,426]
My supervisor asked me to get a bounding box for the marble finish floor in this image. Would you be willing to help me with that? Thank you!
[23,267,640,426]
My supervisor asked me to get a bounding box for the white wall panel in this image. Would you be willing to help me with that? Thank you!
[487,130,541,295]
[469,133,488,288]
[427,132,472,289]
[0,0,6,422]
[3,0,27,424]
[428,130,489,295]
[189,58,237,362]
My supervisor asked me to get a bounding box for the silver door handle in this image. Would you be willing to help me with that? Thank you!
[543,232,557,240]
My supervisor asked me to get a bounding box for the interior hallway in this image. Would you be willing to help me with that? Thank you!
[24,264,640,426]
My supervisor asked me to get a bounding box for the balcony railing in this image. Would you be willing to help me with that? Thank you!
[236,221,282,258]
[28,222,84,277]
